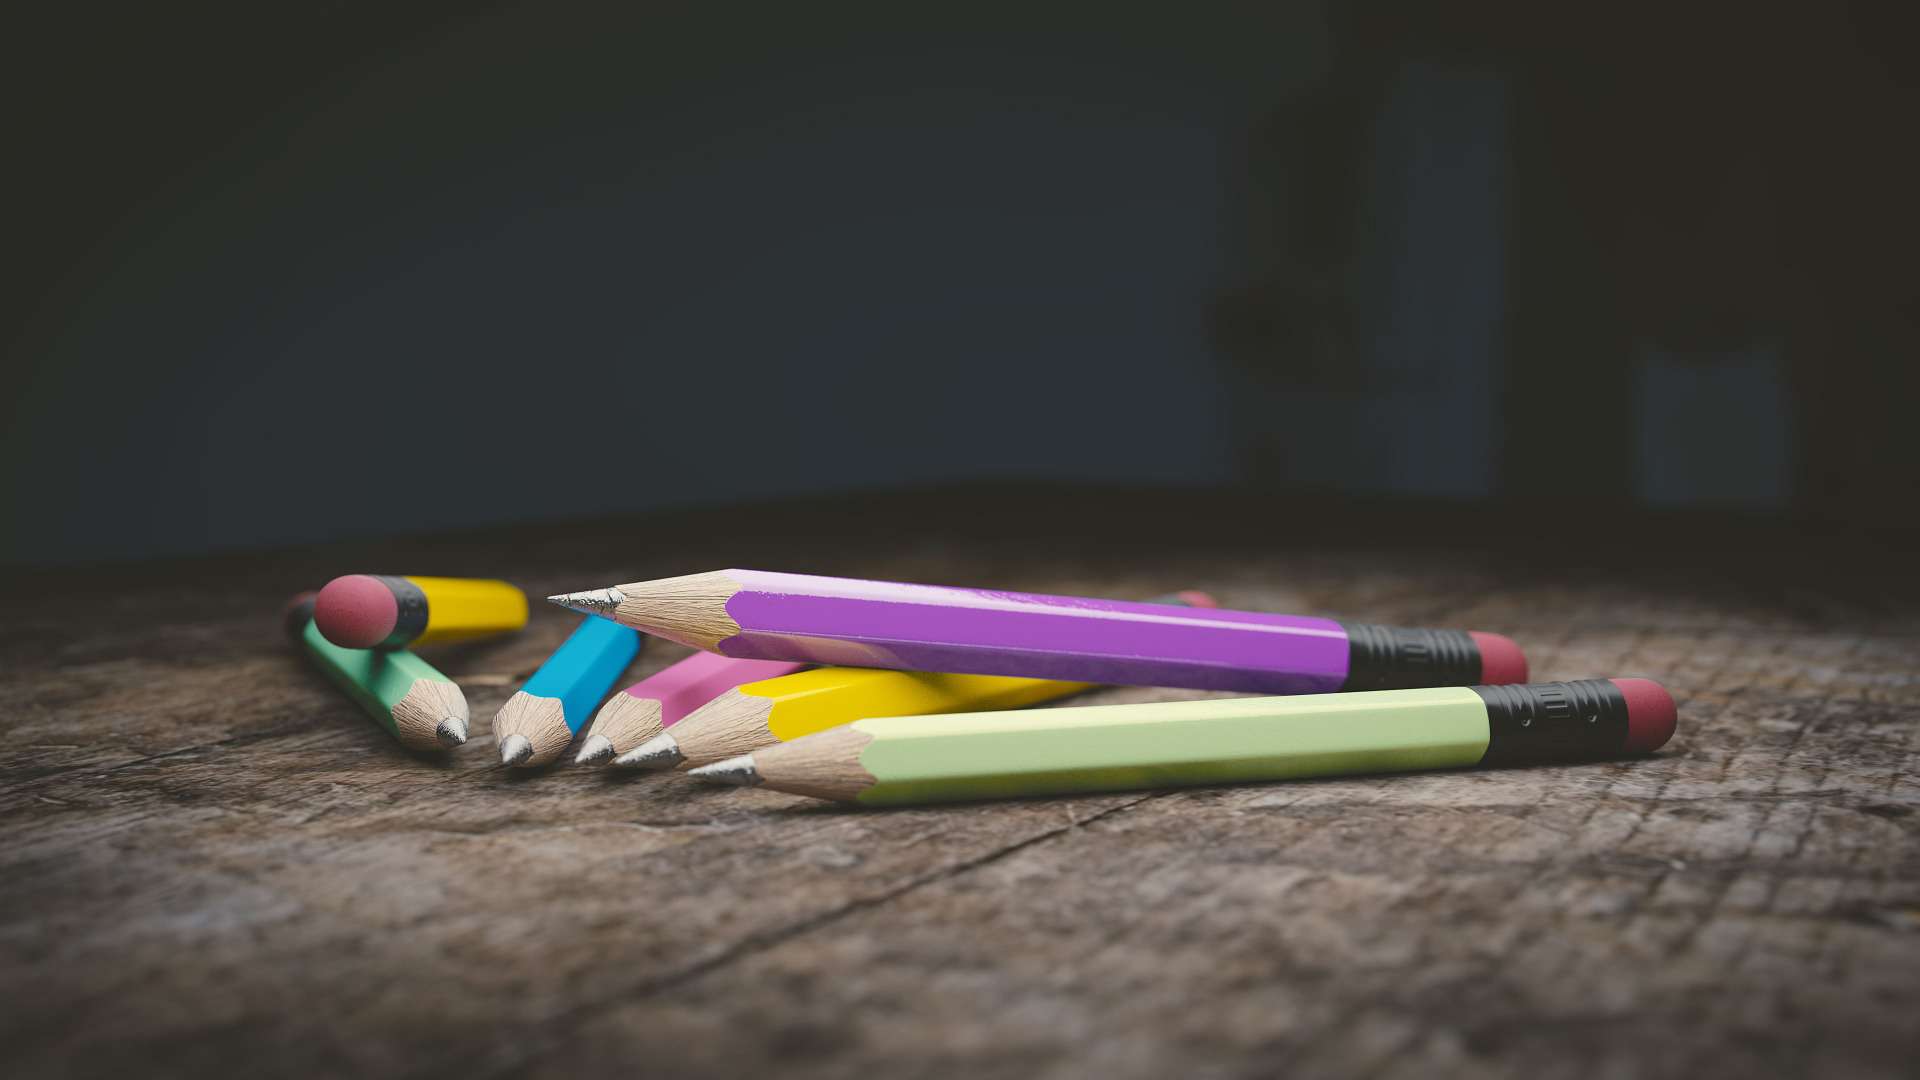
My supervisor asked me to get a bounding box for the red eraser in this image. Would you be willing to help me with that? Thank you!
[1175,590,1220,610]
[1468,631,1529,684]
[1610,678,1677,753]
[313,575,400,649]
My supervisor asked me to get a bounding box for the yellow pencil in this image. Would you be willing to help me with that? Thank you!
[313,575,527,650]
[613,666,1096,770]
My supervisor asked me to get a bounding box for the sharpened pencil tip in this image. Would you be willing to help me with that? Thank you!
[436,716,469,747]
[612,733,684,771]
[690,755,762,788]
[499,734,533,767]
[573,734,615,766]
[547,588,626,617]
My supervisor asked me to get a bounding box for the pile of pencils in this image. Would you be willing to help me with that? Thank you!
[286,569,1677,806]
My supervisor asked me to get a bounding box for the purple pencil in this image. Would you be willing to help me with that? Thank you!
[550,571,1527,695]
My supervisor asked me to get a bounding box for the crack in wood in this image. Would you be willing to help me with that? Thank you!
[482,793,1168,1077]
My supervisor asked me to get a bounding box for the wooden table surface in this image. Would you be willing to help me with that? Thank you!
[4,489,1917,1079]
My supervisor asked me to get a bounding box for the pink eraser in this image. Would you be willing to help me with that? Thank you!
[313,574,399,649]
[1610,678,1677,753]
[1175,590,1219,610]
[1468,631,1528,684]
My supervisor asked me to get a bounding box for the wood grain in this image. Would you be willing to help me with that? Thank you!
[1,487,1915,1079]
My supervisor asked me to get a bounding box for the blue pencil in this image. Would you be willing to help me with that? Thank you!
[495,616,644,766]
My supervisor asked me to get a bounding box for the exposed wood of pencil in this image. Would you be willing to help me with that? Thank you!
[609,571,743,651]
[584,692,665,757]
[493,692,573,766]
[391,678,468,751]
[667,688,778,768]
[748,725,878,802]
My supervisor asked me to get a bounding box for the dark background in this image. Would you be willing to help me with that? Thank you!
[6,1,1916,565]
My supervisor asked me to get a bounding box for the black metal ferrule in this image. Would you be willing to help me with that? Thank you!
[375,575,430,647]
[283,596,318,640]
[1471,680,1630,766]
[1338,622,1482,691]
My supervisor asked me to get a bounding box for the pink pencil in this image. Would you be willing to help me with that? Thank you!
[573,652,808,764]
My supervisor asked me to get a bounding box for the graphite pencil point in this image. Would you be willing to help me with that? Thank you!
[573,734,615,765]
[690,755,762,788]
[548,589,626,618]
[436,715,469,747]
[613,733,684,771]
[499,734,533,767]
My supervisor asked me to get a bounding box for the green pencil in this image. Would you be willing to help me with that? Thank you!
[687,680,1677,806]
[284,592,469,750]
